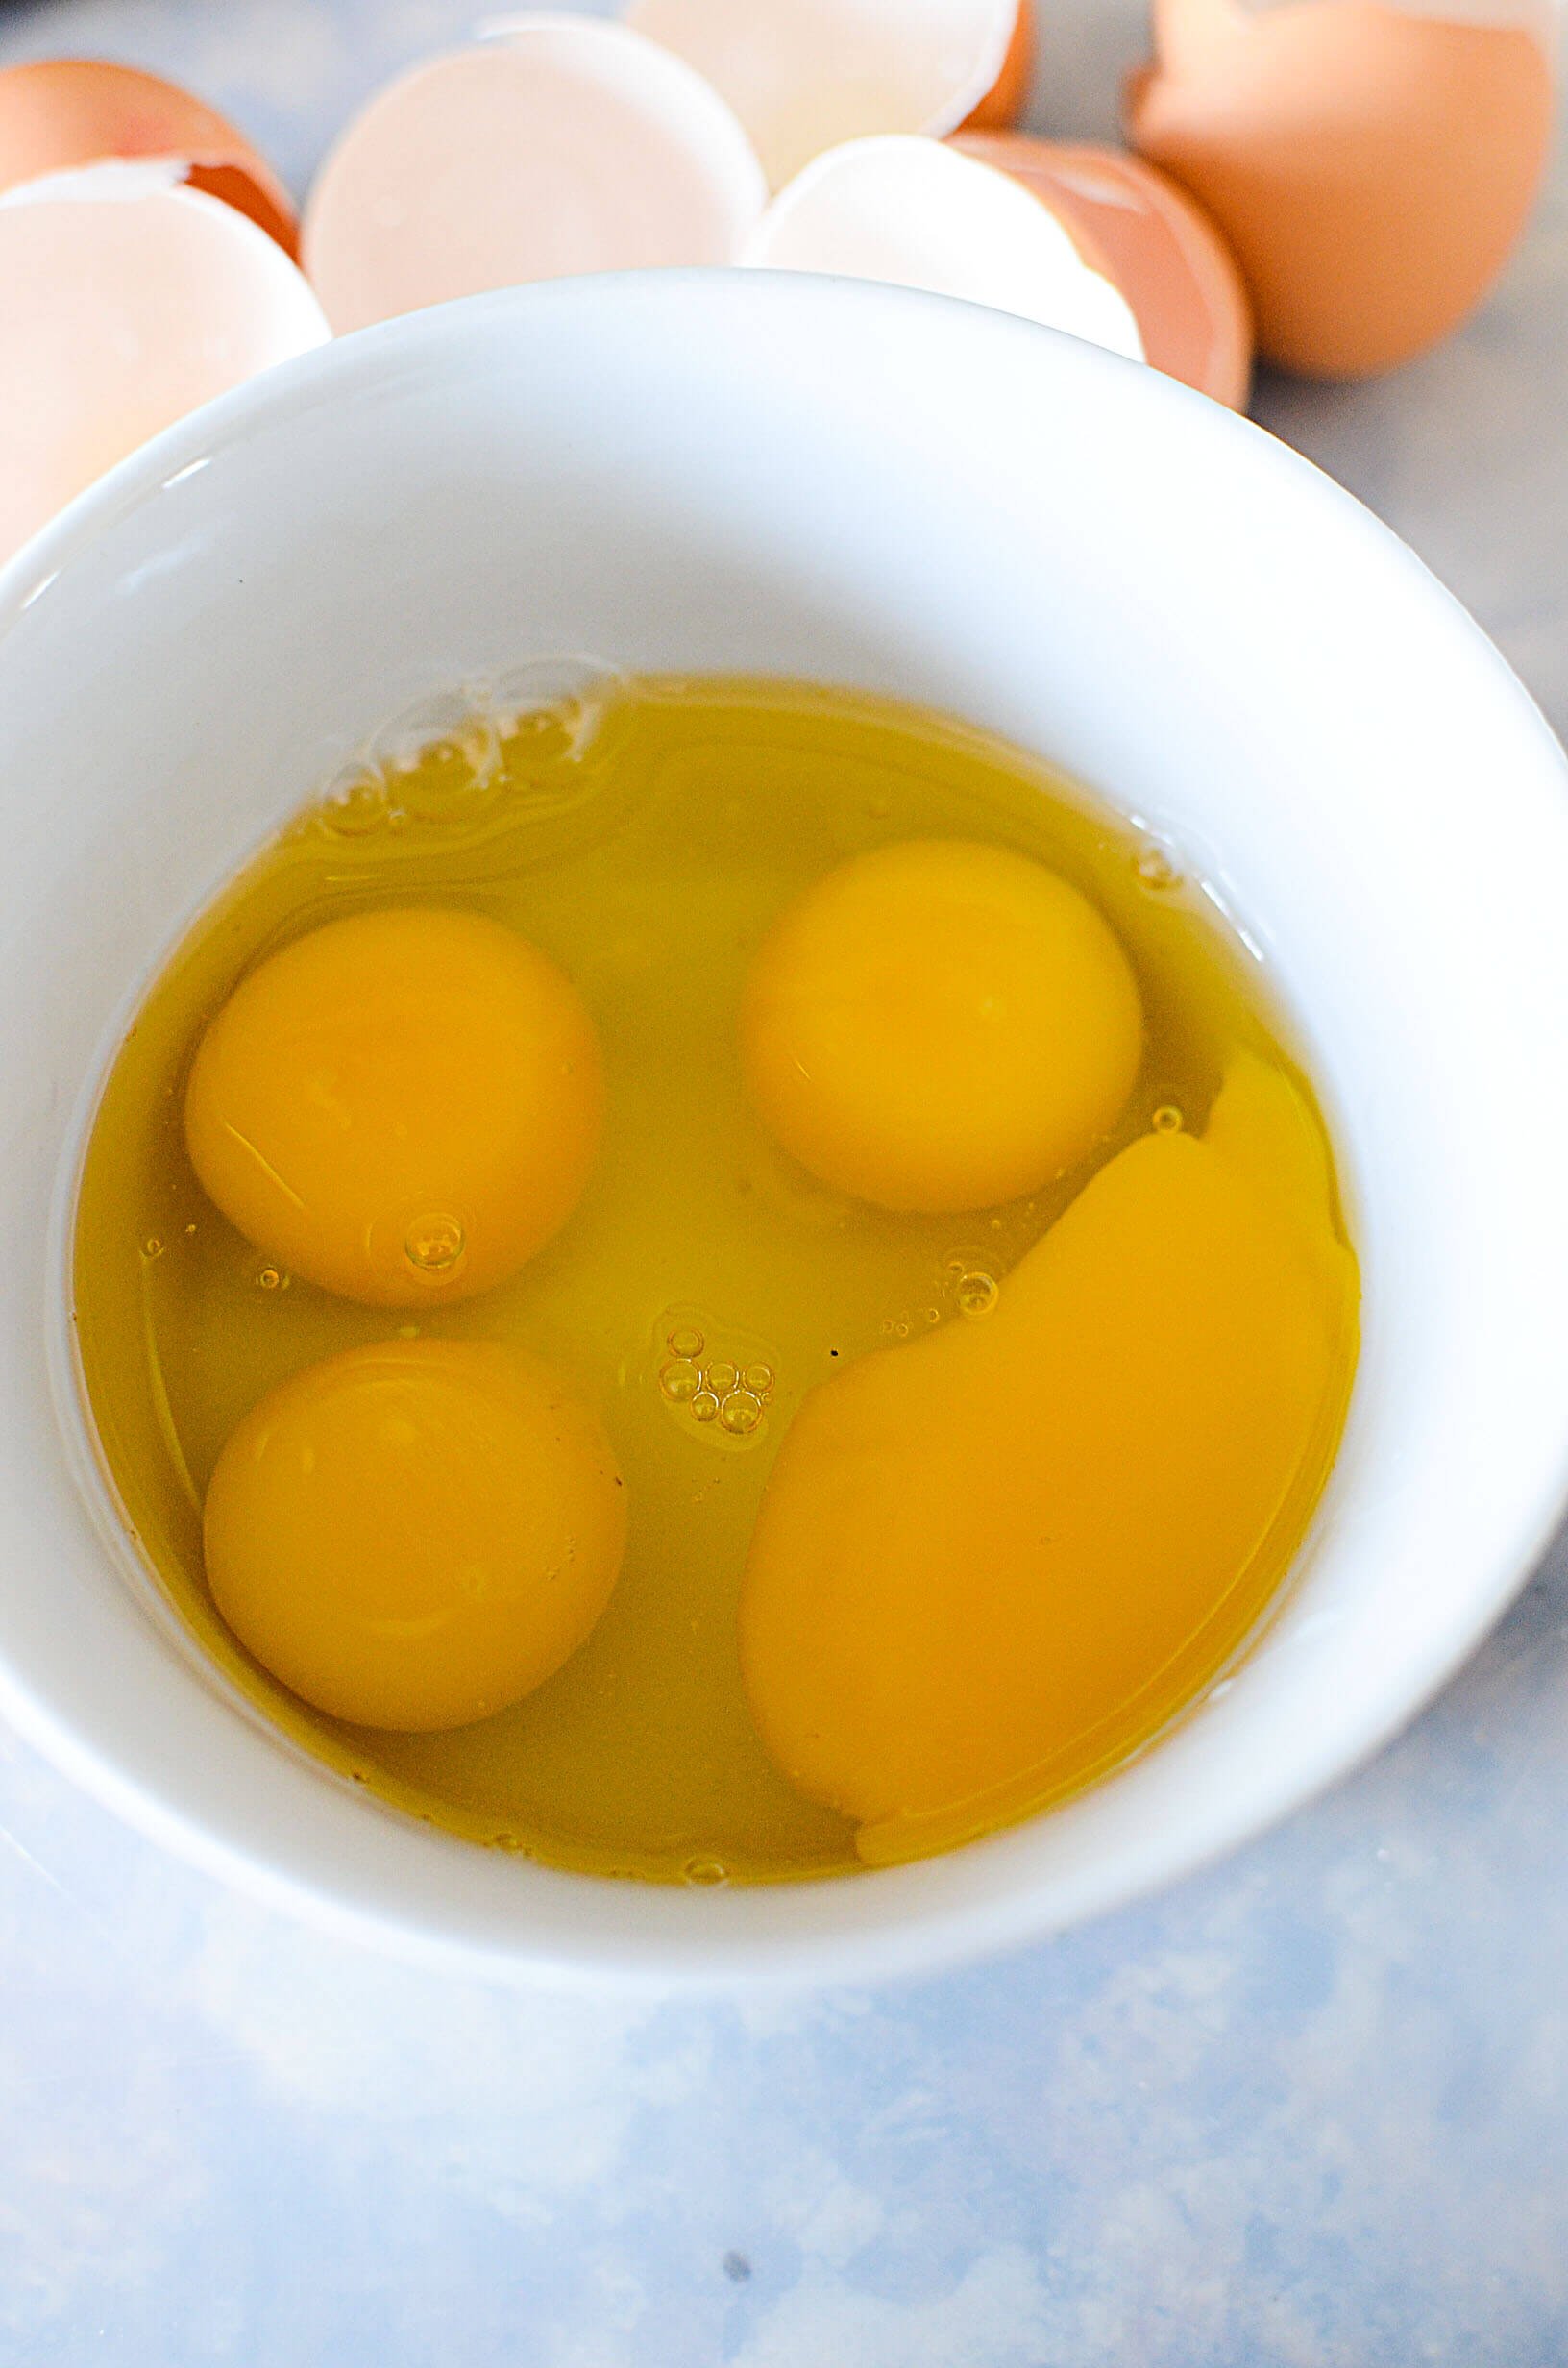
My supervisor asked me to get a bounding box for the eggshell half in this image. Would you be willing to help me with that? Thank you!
[0,162,328,567]
[744,136,1145,362]
[955,133,1252,407]
[1128,0,1555,379]
[0,59,298,256]
[303,14,767,334]
[625,0,1027,187]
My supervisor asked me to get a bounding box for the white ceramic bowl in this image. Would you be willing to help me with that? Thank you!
[2,274,1566,1988]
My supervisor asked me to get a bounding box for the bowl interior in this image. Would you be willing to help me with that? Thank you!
[2,272,1566,1986]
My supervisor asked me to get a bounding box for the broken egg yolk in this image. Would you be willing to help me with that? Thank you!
[204,1339,626,1731]
[739,1056,1355,1863]
[740,838,1142,1213]
[184,905,603,1305]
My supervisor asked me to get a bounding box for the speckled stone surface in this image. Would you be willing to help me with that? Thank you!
[2,4,1566,2360]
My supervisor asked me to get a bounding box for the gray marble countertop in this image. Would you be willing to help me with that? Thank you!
[3,3,1566,2360]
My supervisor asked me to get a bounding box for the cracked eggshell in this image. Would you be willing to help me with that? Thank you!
[625,0,1032,187]
[955,132,1252,407]
[0,162,329,567]
[0,58,298,256]
[1127,0,1555,379]
[302,12,767,335]
[744,135,1144,362]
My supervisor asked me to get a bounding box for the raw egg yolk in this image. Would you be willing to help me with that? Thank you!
[184,905,603,1305]
[204,1339,625,1731]
[739,1060,1355,1862]
[740,838,1142,1213]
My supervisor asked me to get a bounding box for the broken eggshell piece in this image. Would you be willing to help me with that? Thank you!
[624,0,1032,187]
[302,12,767,334]
[743,135,1145,362]
[0,161,328,567]
[954,132,1253,406]
[0,57,298,256]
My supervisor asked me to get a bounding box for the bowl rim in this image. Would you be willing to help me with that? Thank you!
[4,267,1568,1992]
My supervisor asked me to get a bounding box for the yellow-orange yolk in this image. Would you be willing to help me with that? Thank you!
[184,905,603,1305]
[739,1057,1355,1862]
[740,838,1142,1213]
[204,1339,626,1731]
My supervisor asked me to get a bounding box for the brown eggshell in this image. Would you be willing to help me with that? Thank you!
[961,0,1035,131]
[0,59,298,258]
[954,131,1253,407]
[1126,0,1554,381]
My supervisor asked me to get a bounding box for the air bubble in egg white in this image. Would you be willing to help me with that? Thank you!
[956,1270,998,1320]
[404,1213,466,1277]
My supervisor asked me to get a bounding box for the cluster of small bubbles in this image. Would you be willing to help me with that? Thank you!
[659,1323,775,1441]
[956,1270,999,1320]
[405,1213,465,1277]
[1136,842,1182,892]
[682,1855,729,1887]
[1153,1104,1185,1134]
[255,1264,287,1293]
[317,660,625,851]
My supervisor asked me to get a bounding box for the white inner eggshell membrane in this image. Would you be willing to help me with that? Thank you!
[625,0,1019,187]
[0,162,328,568]
[303,14,767,335]
[744,136,1145,361]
